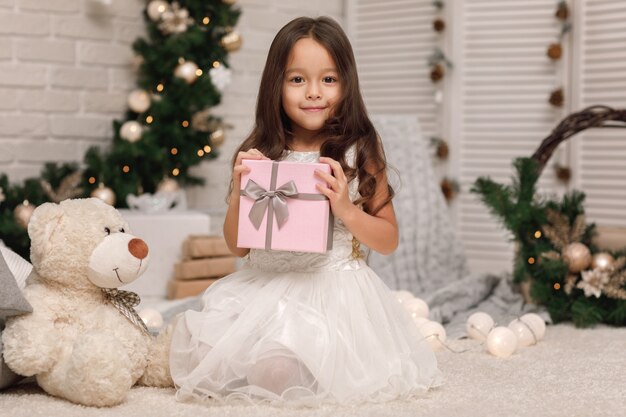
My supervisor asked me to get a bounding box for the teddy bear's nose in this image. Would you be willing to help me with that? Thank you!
[128,238,149,260]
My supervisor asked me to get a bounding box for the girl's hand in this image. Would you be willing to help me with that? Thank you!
[232,149,269,194]
[315,156,356,221]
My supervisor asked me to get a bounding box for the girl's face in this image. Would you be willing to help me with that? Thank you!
[281,37,342,141]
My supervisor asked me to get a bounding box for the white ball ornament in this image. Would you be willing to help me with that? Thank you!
[138,308,164,330]
[120,120,143,143]
[174,61,200,84]
[127,89,151,113]
[466,312,494,341]
[508,318,538,347]
[147,0,170,21]
[418,321,446,351]
[403,297,429,319]
[91,183,116,206]
[486,326,518,358]
[520,313,546,341]
[412,316,429,328]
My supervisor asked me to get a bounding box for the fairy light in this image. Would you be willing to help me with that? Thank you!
[554,283,561,290]
[202,17,210,25]
[171,148,178,155]
[88,177,96,184]
[195,69,203,77]
[156,83,164,92]
[203,145,211,153]
[146,115,153,124]
[172,168,180,176]
[178,57,185,64]
[212,61,220,68]
[528,257,535,265]
[182,120,189,128]
[122,165,130,173]
[534,230,542,238]
[197,149,204,157]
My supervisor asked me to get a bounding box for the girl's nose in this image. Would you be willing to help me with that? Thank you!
[306,85,321,100]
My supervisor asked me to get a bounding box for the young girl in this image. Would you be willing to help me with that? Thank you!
[169,16,442,406]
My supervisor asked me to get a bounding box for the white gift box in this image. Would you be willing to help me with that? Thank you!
[118,210,211,298]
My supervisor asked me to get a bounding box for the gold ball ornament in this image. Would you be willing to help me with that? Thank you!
[146,0,170,21]
[120,120,143,142]
[157,178,180,193]
[563,242,592,273]
[210,128,225,147]
[14,200,35,229]
[221,31,242,53]
[591,253,615,271]
[91,183,116,206]
[174,61,200,84]
[127,89,151,113]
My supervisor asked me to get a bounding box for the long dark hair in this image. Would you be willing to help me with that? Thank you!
[231,16,394,214]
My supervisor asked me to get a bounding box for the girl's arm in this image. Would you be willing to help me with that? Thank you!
[315,157,399,255]
[223,148,269,257]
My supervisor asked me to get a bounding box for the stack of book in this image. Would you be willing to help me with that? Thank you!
[167,235,236,299]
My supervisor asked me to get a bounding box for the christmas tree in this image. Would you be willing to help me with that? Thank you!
[0,0,241,259]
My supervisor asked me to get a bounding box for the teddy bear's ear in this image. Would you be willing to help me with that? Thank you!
[28,202,64,254]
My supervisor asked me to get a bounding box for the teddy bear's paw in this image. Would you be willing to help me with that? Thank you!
[41,331,134,407]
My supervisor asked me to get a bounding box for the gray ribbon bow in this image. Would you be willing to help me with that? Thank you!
[242,179,298,229]
[102,288,150,336]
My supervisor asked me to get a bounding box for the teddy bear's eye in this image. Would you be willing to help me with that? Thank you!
[104,227,111,235]
[119,228,125,233]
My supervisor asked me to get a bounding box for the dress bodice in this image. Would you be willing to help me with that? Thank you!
[244,148,367,272]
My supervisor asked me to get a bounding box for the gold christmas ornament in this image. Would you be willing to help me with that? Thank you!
[221,31,242,52]
[174,61,200,84]
[210,128,225,147]
[591,253,615,271]
[146,0,170,21]
[119,120,143,142]
[430,63,444,83]
[127,89,151,113]
[40,171,83,203]
[549,88,564,107]
[14,200,35,229]
[433,18,445,32]
[91,183,116,206]
[563,242,591,273]
[159,2,193,35]
[157,177,180,193]
[547,43,562,60]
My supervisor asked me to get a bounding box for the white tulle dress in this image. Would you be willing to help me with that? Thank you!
[169,149,443,406]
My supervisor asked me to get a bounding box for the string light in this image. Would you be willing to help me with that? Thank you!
[172,168,180,176]
[156,83,164,92]
[171,148,178,155]
[122,165,130,173]
[197,149,204,157]
[212,61,220,68]
[528,257,535,265]
[554,283,561,290]
[202,17,210,25]
[182,120,189,128]
[88,177,96,184]
[534,230,542,238]
[195,69,203,76]
[178,57,185,64]
[203,145,211,153]
[146,115,153,124]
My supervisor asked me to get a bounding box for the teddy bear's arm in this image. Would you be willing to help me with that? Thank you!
[2,311,61,376]
[137,323,174,387]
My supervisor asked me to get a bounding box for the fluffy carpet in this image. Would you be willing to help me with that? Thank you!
[1,323,624,417]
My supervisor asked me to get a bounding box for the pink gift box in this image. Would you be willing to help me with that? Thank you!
[237,159,333,253]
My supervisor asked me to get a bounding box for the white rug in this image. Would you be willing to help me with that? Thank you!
[1,323,624,417]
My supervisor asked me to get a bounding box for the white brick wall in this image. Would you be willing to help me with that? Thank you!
[0,0,345,234]
[0,0,145,181]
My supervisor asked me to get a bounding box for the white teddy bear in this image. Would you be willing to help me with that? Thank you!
[2,198,173,406]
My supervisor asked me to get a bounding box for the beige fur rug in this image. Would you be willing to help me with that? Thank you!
[1,323,624,417]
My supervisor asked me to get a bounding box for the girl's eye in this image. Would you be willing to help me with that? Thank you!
[291,76,304,83]
[119,228,125,233]
[323,76,337,83]
[104,227,111,235]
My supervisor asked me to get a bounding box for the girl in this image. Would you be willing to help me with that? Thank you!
[169,16,442,406]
